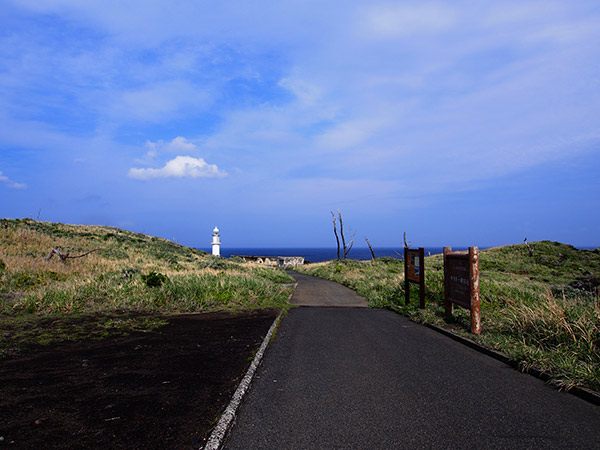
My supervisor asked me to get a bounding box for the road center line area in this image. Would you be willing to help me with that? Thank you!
[223,278,600,449]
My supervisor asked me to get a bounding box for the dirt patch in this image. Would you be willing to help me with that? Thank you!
[0,309,279,449]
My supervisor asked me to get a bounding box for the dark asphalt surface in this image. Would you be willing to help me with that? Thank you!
[224,276,600,449]
[288,272,367,307]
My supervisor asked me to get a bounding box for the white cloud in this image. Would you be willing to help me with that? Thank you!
[165,136,197,153]
[0,171,27,189]
[128,155,226,180]
[3,1,600,199]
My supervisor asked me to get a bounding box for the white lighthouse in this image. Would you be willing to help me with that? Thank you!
[211,226,221,257]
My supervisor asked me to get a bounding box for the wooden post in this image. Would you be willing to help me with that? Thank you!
[443,246,481,334]
[404,247,426,308]
[443,247,453,317]
[469,247,481,334]
[404,246,410,305]
[419,247,425,309]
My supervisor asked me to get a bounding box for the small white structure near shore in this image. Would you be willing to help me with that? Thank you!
[232,254,305,267]
[211,227,221,257]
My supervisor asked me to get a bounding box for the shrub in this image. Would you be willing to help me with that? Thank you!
[141,271,169,288]
[197,256,234,270]
[377,256,401,264]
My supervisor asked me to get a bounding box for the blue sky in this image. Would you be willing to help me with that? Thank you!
[1,1,599,249]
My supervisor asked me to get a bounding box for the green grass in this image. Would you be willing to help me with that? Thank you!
[295,241,600,392]
[0,218,294,353]
[0,312,170,357]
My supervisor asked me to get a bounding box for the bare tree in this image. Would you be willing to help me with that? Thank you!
[365,237,376,260]
[330,210,355,259]
[392,231,412,259]
[331,211,341,259]
[403,231,412,249]
[524,237,534,257]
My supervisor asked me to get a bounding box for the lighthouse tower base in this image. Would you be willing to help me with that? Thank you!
[211,227,221,257]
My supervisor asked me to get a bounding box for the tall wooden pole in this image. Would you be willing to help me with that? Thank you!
[419,247,425,309]
[443,247,453,317]
[469,247,481,335]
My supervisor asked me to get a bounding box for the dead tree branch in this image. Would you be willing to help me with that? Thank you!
[338,210,355,259]
[345,231,355,259]
[365,237,376,260]
[331,211,341,260]
[339,210,347,258]
[46,247,102,263]
[403,231,412,249]
[524,237,534,257]
[331,210,355,259]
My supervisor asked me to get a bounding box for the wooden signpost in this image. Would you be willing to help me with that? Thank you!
[404,247,425,308]
[443,247,481,334]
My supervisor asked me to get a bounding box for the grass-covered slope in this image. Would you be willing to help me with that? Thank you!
[0,218,294,351]
[295,241,600,391]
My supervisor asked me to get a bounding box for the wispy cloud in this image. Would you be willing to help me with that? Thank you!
[137,136,201,163]
[0,171,26,189]
[108,80,213,122]
[128,155,226,180]
[316,118,388,151]
[150,136,198,154]
[359,3,457,39]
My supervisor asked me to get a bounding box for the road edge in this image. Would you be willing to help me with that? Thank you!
[420,321,600,406]
[202,309,284,450]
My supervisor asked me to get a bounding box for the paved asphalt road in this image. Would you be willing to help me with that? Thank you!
[288,272,367,308]
[223,274,600,449]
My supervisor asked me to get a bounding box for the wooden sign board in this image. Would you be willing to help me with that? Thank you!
[404,247,425,308]
[406,250,422,283]
[443,247,481,334]
[445,253,471,309]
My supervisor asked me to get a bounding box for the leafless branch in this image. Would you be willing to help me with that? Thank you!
[46,247,102,263]
[403,231,412,249]
[331,211,341,259]
[365,237,376,260]
[524,237,534,257]
[338,210,347,259]
[344,231,356,259]
[332,210,355,259]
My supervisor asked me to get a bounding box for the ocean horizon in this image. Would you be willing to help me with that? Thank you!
[197,247,472,263]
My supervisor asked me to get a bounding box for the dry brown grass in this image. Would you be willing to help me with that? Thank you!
[0,219,293,315]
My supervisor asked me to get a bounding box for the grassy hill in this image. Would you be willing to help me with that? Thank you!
[295,241,600,392]
[3,220,598,392]
[0,218,294,352]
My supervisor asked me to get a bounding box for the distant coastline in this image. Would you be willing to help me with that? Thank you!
[197,247,472,263]
[198,243,599,263]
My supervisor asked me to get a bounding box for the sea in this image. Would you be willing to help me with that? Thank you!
[197,247,471,263]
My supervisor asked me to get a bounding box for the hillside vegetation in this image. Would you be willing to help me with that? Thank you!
[0,219,294,352]
[295,241,600,392]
